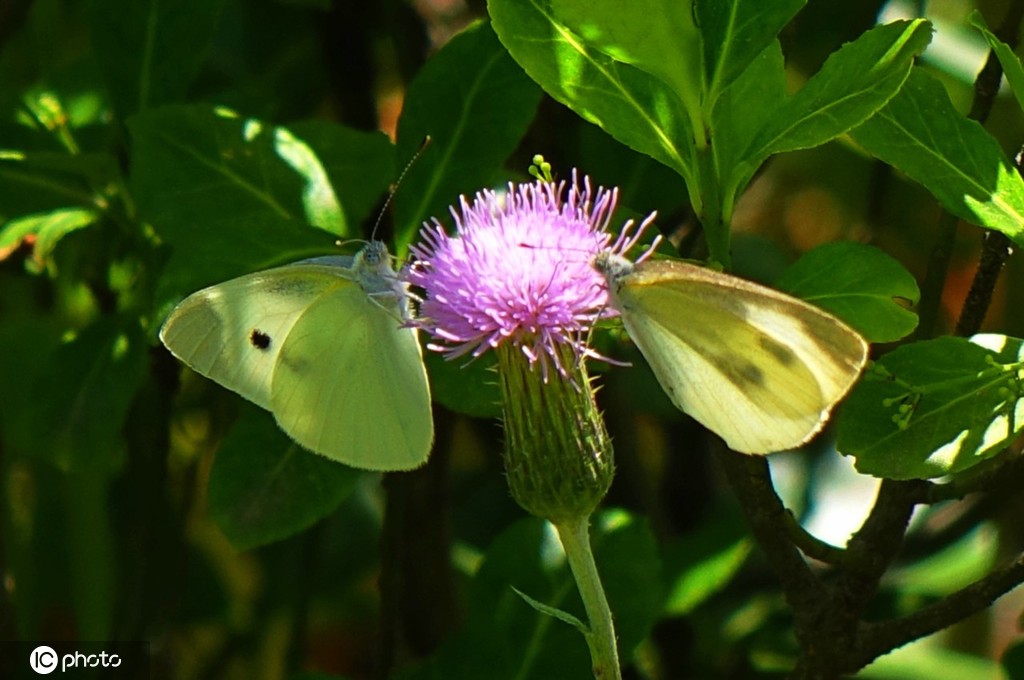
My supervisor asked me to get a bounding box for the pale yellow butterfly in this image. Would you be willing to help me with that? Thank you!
[594,252,868,454]
[159,241,433,470]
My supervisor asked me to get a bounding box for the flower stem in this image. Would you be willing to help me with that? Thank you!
[554,515,622,680]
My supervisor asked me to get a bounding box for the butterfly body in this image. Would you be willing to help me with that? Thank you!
[160,241,433,471]
[594,252,868,454]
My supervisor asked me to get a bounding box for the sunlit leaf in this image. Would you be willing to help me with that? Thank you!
[838,334,1024,479]
[489,0,696,184]
[851,68,1024,247]
[775,242,920,343]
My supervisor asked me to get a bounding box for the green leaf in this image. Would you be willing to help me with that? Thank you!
[695,0,804,108]
[89,0,227,117]
[850,68,1024,247]
[131,105,387,238]
[710,40,786,206]
[489,0,696,184]
[737,19,932,195]
[837,334,1024,480]
[510,586,588,632]
[153,214,341,314]
[549,0,702,128]
[775,242,920,343]
[393,21,542,250]
[17,315,148,472]
[286,121,395,242]
[207,404,364,550]
[0,151,114,219]
[662,501,751,616]
[0,207,98,271]
[969,11,1024,117]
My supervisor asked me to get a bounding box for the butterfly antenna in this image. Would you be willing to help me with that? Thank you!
[370,135,434,242]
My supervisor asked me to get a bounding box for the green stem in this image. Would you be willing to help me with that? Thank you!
[554,516,621,680]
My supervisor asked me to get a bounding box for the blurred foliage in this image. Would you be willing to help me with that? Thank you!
[3,1,1024,679]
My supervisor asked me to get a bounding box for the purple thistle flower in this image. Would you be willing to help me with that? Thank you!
[407,172,656,378]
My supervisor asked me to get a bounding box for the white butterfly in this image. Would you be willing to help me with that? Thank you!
[160,241,433,470]
[595,252,868,454]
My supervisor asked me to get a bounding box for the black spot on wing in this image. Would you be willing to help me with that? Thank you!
[758,334,798,366]
[250,329,272,350]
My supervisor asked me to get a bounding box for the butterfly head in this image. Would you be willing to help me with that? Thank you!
[592,251,635,286]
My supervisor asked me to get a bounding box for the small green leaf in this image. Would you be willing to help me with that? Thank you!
[837,334,1024,480]
[851,68,1024,247]
[695,0,804,108]
[489,0,696,184]
[89,0,227,117]
[393,21,542,250]
[511,586,588,632]
[775,242,920,343]
[208,404,364,550]
[969,11,1024,117]
[738,19,932,194]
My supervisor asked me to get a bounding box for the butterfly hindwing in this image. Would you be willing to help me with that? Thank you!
[269,264,432,470]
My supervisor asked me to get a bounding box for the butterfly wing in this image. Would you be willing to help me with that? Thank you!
[159,267,333,410]
[160,251,433,470]
[268,263,432,470]
[606,259,868,454]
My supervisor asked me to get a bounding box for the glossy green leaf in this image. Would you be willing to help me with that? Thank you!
[394,21,542,250]
[851,68,1024,247]
[549,0,702,127]
[131,105,391,237]
[775,242,920,343]
[208,404,364,550]
[489,0,696,183]
[738,20,932,194]
[89,0,227,117]
[837,334,1024,480]
[710,40,786,202]
[695,0,804,107]
[969,11,1024,117]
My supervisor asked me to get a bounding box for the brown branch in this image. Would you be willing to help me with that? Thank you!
[856,553,1024,669]
[715,451,827,634]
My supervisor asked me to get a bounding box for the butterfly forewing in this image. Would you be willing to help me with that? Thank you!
[160,271,344,410]
[605,258,868,454]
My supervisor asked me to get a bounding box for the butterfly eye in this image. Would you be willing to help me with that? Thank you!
[250,329,272,350]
